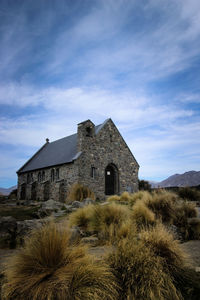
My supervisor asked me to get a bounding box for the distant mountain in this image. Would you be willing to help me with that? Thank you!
[0,185,17,196]
[151,171,200,188]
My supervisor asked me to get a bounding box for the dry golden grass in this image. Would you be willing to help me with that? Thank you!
[69,204,95,231]
[89,203,130,242]
[67,183,95,202]
[2,222,118,300]
[173,201,198,240]
[128,190,152,206]
[107,195,121,202]
[131,200,156,229]
[144,190,178,224]
[116,220,136,240]
[119,191,130,203]
[140,223,186,271]
[107,237,182,300]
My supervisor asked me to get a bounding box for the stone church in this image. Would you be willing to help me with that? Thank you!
[17,118,139,201]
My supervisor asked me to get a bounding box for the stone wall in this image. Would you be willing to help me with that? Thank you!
[17,162,79,202]
[76,119,139,199]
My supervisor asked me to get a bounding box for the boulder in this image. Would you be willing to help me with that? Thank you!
[71,201,84,209]
[38,199,64,217]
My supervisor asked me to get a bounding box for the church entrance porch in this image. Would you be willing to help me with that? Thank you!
[105,164,119,195]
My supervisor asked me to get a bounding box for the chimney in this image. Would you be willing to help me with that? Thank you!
[77,119,94,152]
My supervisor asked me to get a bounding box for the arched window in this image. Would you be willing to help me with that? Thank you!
[56,168,59,180]
[42,171,45,181]
[27,174,31,184]
[86,126,92,137]
[38,172,42,182]
[51,169,55,182]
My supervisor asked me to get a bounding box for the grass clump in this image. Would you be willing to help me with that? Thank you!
[67,183,95,202]
[174,201,198,240]
[69,204,95,231]
[144,190,178,224]
[89,203,130,242]
[139,223,200,298]
[107,195,121,203]
[108,237,182,300]
[140,223,186,272]
[131,200,156,229]
[2,222,118,300]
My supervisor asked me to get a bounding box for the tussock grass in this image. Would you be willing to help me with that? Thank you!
[144,190,178,224]
[119,191,130,203]
[131,200,156,229]
[89,203,130,242]
[108,237,182,300]
[116,220,136,240]
[140,223,186,272]
[67,183,95,202]
[2,222,118,300]
[174,201,198,240]
[69,204,95,231]
[107,195,121,202]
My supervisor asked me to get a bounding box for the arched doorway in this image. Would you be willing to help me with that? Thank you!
[20,183,26,200]
[59,182,65,203]
[105,164,119,195]
[31,182,37,200]
[44,181,50,201]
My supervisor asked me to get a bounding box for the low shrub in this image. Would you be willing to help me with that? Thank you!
[188,218,200,240]
[131,200,156,229]
[2,222,118,300]
[67,183,95,202]
[107,237,182,300]
[177,187,200,202]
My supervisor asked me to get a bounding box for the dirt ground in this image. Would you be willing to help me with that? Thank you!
[0,240,200,274]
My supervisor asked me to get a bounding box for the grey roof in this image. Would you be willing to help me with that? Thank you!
[18,119,109,173]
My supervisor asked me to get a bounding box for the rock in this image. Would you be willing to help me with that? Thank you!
[83,198,94,205]
[81,236,99,246]
[37,199,64,217]
[71,201,84,209]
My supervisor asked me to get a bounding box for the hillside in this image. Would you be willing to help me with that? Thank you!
[0,185,17,196]
[152,171,200,188]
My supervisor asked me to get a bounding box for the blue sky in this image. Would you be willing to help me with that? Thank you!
[0,0,200,188]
